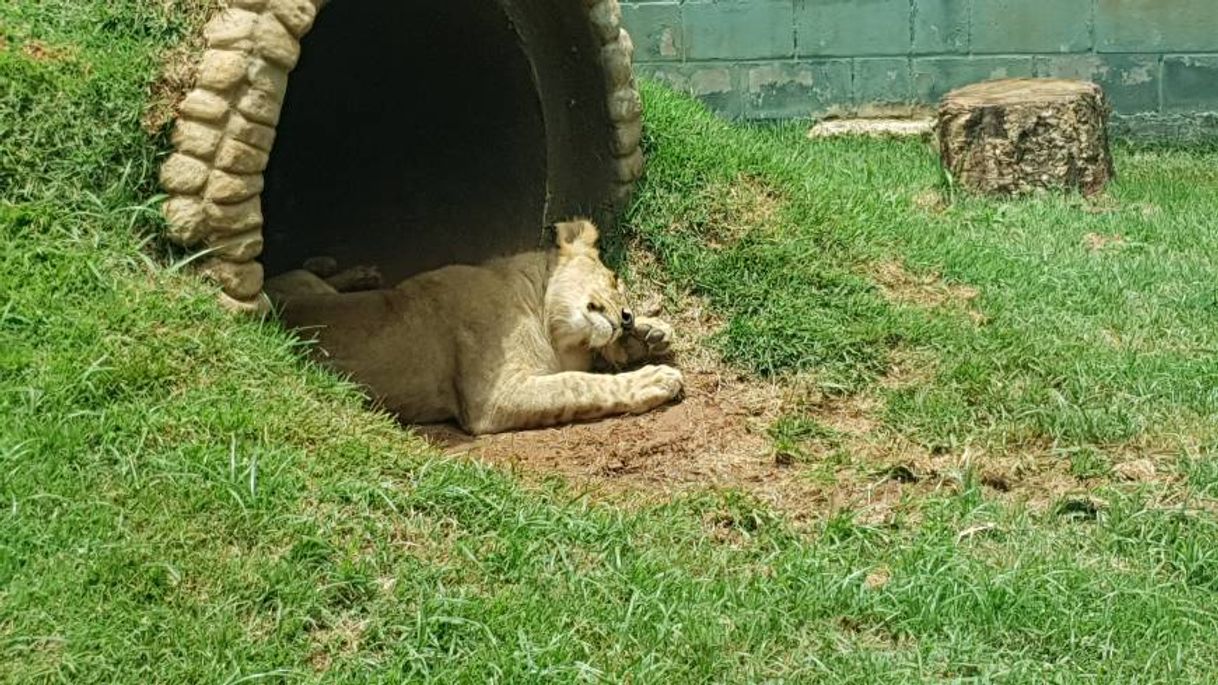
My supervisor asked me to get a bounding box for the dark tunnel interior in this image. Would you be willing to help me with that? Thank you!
[262,0,618,283]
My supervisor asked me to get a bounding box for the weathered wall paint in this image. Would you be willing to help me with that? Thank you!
[622,0,1218,139]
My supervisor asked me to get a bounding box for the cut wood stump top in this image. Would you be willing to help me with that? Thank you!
[941,78,1104,108]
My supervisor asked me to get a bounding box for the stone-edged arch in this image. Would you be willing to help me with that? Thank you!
[159,0,644,313]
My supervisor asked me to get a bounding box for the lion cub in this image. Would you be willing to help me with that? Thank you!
[264,219,683,434]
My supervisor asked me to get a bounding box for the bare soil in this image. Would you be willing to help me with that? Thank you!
[1082,232,1128,252]
[668,174,785,250]
[869,259,984,323]
[142,1,220,134]
[142,41,198,135]
[21,41,74,62]
[420,369,801,504]
[418,360,984,523]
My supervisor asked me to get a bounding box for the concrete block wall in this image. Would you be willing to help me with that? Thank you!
[621,0,1218,137]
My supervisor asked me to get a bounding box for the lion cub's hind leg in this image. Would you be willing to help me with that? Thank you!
[301,256,384,293]
[324,265,383,293]
[469,365,684,434]
[263,269,339,301]
[264,259,384,301]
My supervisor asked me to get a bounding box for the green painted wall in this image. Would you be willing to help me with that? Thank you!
[621,0,1218,139]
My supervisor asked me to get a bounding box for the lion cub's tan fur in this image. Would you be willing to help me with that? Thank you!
[265,219,683,434]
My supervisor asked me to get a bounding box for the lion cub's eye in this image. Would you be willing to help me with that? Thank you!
[587,302,605,313]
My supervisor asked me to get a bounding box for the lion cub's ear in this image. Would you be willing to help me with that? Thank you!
[554,219,600,256]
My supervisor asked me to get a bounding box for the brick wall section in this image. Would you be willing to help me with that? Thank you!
[621,0,1218,134]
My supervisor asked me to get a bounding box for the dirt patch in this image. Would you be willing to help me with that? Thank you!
[419,370,950,525]
[877,346,940,391]
[1081,193,1121,215]
[673,174,785,249]
[1113,458,1157,482]
[142,0,222,136]
[308,615,368,673]
[1082,232,1127,252]
[869,260,984,325]
[420,370,787,494]
[1136,202,1162,219]
[21,41,75,63]
[143,43,199,135]
[864,567,891,590]
[912,189,950,214]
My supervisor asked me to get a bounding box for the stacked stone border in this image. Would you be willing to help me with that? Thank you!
[160,0,644,313]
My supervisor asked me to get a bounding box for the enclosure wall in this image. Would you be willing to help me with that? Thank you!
[621,0,1218,139]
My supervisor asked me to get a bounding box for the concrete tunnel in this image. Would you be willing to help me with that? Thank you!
[159,0,643,310]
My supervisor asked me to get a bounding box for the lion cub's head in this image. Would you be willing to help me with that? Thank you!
[545,219,634,353]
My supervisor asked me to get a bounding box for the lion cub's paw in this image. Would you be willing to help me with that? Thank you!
[631,317,675,358]
[631,364,684,410]
[302,255,339,278]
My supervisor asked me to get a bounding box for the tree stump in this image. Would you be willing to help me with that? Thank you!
[937,78,1114,196]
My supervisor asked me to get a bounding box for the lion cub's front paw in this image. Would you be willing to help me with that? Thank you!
[630,317,675,358]
[630,364,684,411]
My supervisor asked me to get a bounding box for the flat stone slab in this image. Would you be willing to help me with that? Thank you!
[807,117,935,139]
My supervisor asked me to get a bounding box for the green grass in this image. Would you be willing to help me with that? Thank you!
[4,2,1218,682]
[629,83,1218,454]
